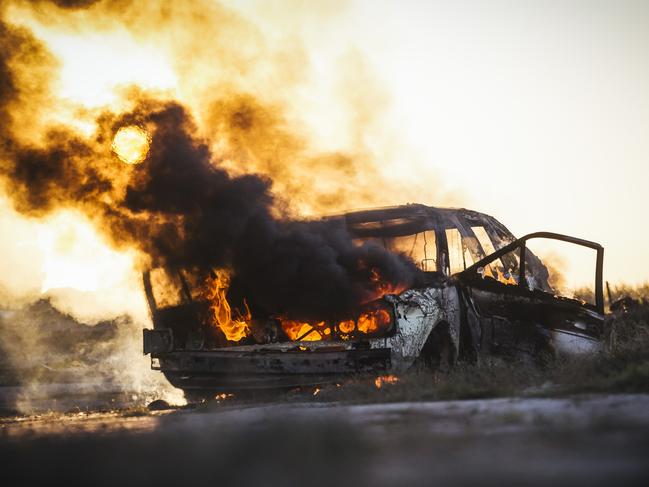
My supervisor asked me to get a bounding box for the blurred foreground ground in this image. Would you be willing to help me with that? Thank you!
[2,296,649,485]
[1,392,648,486]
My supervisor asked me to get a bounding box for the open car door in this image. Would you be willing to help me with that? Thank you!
[456,232,604,358]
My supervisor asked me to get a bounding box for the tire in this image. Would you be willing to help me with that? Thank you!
[418,321,457,372]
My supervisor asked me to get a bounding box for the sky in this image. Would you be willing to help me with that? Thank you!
[230,0,649,287]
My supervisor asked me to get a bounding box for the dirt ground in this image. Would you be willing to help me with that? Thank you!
[1,391,648,486]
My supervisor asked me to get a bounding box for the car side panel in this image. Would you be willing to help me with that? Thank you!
[370,286,461,371]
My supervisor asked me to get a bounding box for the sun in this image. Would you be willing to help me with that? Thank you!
[112,126,150,165]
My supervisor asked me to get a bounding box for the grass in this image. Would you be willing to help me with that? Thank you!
[244,297,649,406]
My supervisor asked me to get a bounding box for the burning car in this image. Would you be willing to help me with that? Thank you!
[143,204,604,396]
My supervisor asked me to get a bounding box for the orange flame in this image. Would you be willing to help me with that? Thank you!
[496,267,518,286]
[281,320,325,341]
[357,308,391,334]
[367,267,407,302]
[338,319,355,334]
[374,375,399,388]
[215,393,234,402]
[280,308,391,342]
[483,265,517,286]
[203,271,251,342]
[202,266,395,343]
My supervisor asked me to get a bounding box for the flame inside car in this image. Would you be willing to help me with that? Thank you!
[279,308,393,343]
[202,271,251,342]
[196,267,398,344]
[281,320,327,341]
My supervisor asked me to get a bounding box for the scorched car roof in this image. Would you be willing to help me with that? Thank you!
[332,204,516,243]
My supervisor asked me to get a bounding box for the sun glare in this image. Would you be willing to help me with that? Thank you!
[5,6,178,108]
[112,126,150,165]
[37,212,136,294]
[53,32,177,107]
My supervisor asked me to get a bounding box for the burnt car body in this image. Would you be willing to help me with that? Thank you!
[143,205,604,394]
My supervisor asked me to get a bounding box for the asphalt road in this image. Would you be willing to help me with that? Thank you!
[1,393,648,486]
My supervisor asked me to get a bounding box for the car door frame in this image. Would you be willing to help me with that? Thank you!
[455,232,604,354]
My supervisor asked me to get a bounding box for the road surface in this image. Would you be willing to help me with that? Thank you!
[1,392,648,486]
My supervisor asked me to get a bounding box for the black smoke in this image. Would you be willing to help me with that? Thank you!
[114,103,422,320]
[29,0,105,10]
[49,0,101,7]
[0,8,422,322]
[0,15,27,135]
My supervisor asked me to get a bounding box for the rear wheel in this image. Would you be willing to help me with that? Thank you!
[417,322,457,372]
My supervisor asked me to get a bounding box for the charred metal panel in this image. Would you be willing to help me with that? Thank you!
[163,372,354,391]
[369,285,461,370]
[467,285,602,340]
[339,205,516,246]
[476,315,550,360]
[143,328,173,355]
[157,348,390,376]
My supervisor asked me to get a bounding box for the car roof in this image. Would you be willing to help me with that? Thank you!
[329,204,516,244]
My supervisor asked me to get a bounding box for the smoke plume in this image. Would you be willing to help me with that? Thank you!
[0,1,422,323]
[3,97,422,320]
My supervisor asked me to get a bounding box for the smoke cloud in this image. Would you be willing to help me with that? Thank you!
[0,0,439,410]
[1,1,427,323]
[3,97,422,320]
